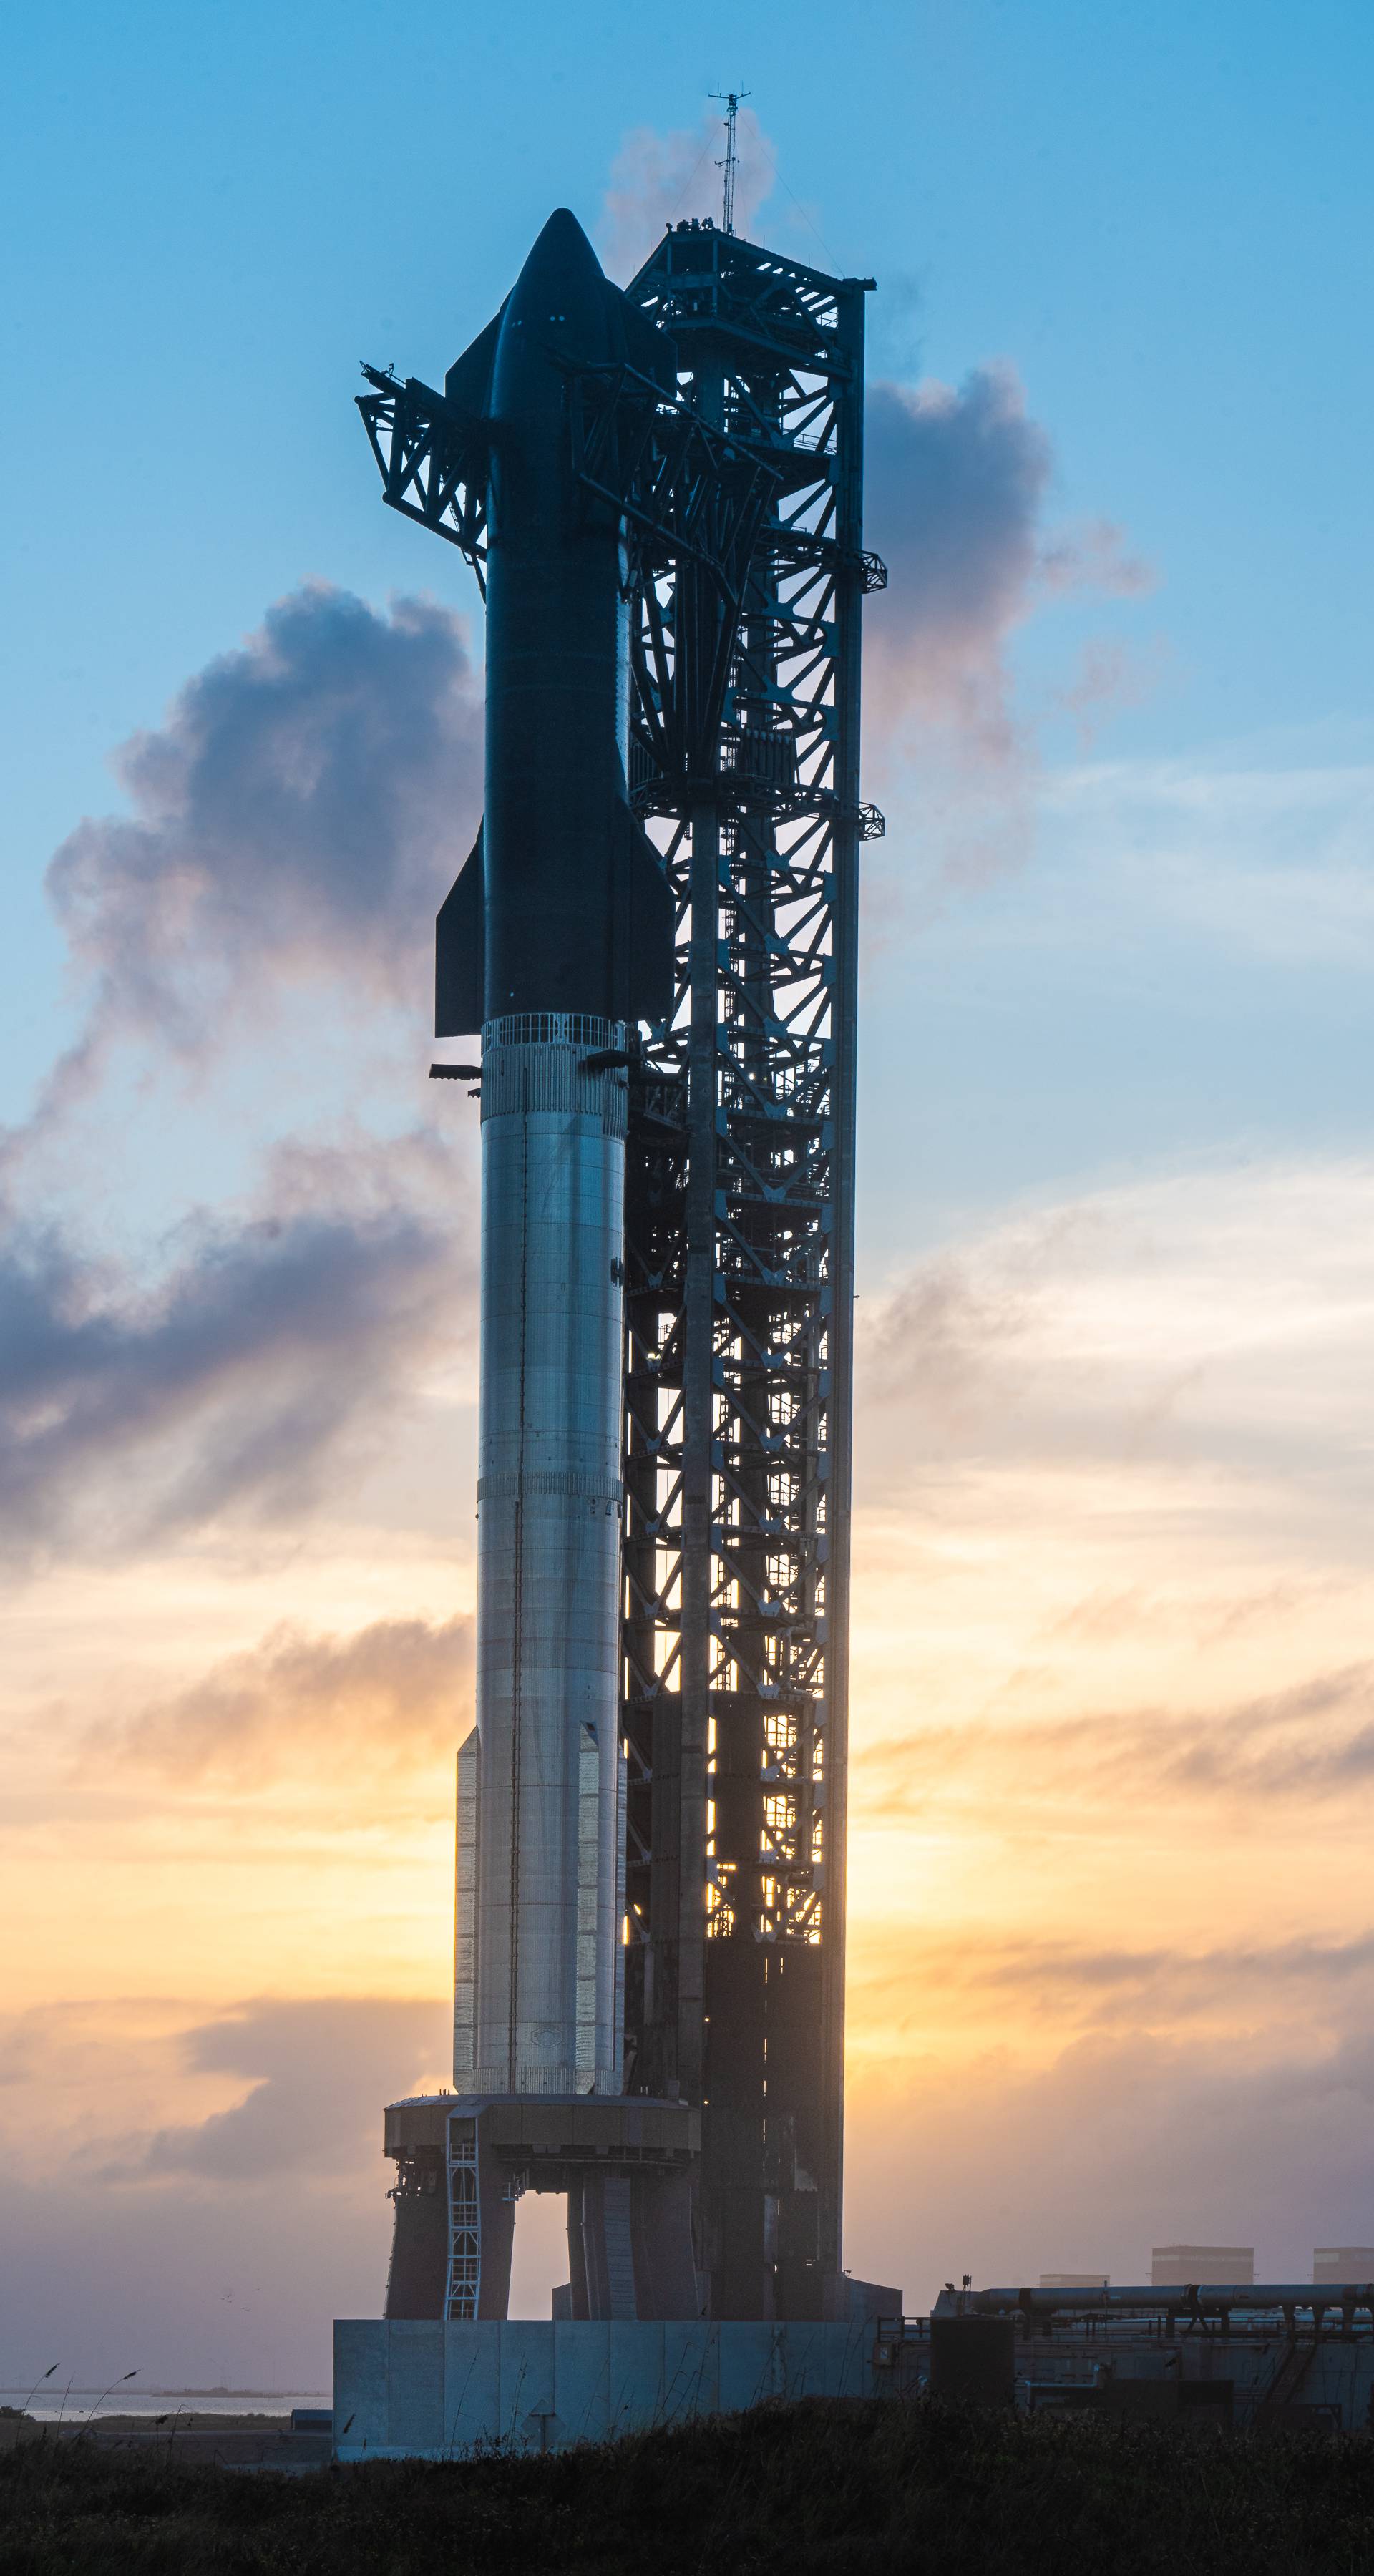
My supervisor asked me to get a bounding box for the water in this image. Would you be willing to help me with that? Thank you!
[1,2389,328,2423]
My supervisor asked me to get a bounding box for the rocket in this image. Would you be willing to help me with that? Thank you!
[434,207,675,1038]
[434,212,676,2099]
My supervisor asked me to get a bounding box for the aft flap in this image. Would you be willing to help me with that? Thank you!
[436,824,485,1037]
[444,301,508,416]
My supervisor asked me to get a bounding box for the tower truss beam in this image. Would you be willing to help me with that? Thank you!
[618,222,881,2321]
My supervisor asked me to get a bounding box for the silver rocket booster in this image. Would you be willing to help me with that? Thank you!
[454,1015,628,2094]
[437,213,675,2100]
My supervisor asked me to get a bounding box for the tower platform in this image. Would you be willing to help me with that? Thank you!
[384,2093,701,2323]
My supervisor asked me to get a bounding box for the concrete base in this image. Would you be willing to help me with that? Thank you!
[334,2317,882,2458]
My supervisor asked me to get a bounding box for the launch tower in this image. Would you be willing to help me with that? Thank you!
[358,204,887,2327]
[616,223,884,2321]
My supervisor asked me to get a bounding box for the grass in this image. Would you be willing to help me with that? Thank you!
[4,2397,1374,2573]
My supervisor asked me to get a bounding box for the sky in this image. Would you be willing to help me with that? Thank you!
[2,0,1373,2387]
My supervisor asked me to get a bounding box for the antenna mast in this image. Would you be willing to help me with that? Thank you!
[710,89,750,235]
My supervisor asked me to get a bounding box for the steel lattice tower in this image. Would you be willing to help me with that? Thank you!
[618,225,885,2321]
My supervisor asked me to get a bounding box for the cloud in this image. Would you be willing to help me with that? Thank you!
[839,1922,1374,2301]
[862,371,1152,877]
[0,1997,447,2380]
[845,2014,1374,2305]
[112,1611,474,1781]
[1042,753,1374,965]
[842,1157,1374,1961]
[855,1248,1036,1442]
[864,368,1052,763]
[856,1158,1374,1490]
[853,1662,1374,1823]
[598,105,777,281]
[0,1128,470,1556]
[0,585,484,1558]
[99,1998,447,2185]
[1039,517,1151,601]
[852,1925,1374,2033]
[866,371,1148,744]
[1053,636,1166,751]
[41,585,482,1089]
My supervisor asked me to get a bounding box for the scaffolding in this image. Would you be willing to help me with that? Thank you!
[618,221,882,2318]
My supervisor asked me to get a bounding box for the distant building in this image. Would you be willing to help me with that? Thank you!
[1151,2245,1253,2287]
[1314,2248,1374,2284]
[1039,2273,1109,2288]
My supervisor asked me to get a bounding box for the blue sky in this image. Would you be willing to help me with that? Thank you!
[6,0,1372,1209]
[7,0,1371,824]
[3,1,1374,2376]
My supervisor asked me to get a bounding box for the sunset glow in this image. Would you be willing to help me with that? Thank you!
[5,0,1372,2388]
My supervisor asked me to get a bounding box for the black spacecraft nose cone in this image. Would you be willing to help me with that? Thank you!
[503,206,607,353]
[521,205,605,290]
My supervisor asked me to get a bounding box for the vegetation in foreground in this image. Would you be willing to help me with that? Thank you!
[3,2396,1374,2574]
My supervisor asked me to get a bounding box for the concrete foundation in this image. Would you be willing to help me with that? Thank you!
[334,2318,883,2458]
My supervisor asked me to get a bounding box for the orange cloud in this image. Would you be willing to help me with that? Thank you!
[106,1612,474,1782]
